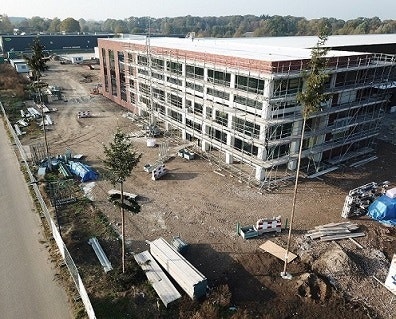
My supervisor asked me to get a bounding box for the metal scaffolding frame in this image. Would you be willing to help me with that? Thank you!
[113,38,396,190]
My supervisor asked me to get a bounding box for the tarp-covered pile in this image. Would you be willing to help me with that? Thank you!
[68,161,99,182]
[368,187,396,226]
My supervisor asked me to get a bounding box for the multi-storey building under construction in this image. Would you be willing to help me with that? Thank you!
[98,35,396,188]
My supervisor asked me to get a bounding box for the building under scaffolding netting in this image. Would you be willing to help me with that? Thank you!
[98,35,396,189]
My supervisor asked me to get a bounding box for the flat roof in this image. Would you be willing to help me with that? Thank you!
[100,34,396,62]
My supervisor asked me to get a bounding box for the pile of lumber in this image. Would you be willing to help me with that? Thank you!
[306,222,365,241]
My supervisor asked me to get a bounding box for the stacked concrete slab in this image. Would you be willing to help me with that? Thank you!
[150,237,207,300]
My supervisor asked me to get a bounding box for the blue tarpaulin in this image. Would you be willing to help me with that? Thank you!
[368,194,396,226]
[68,161,99,182]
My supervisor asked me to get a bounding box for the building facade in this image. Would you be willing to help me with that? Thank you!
[98,36,396,187]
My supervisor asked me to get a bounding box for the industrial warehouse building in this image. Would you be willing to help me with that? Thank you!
[98,34,396,187]
[0,34,114,57]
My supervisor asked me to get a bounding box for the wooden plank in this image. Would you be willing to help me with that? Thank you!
[314,222,356,229]
[259,240,297,263]
[134,251,181,307]
[349,237,363,249]
[320,232,365,241]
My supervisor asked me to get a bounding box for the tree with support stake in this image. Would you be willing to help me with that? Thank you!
[281,29,330,280]
[103,129,141,273]
[24,38,50,169]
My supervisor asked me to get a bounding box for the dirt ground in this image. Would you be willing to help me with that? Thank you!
[22,60,396,318]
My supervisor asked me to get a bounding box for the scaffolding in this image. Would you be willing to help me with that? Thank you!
[112,38,396,190]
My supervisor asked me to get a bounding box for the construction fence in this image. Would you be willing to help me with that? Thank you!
[0,102,96,319]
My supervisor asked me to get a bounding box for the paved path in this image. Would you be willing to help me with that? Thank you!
[0,119,71,318]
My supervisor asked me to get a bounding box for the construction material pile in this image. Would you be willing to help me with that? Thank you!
[341,181,389,218]
[306,221,364,241]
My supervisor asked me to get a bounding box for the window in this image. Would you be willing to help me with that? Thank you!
[186,65,204,79]
[268,122,293,139]
[234,138,258,156]
[215,110,228,126]
[170,110,182,122]
[194,102,203,115]
[130,92,135,104]
[273,78,302,97]
[101,48,107,67]
[153,102,165,115]
[207,88,230,100]
[207,69,231,86]
[127,52,134,64]
[153,88,165,101]
[167,76,182,86]
[234,95,262,110]
[206,107,212,119]
[235,75,264,94]
[108,49,115,68]
[268,144,289,159]
[166,61,182,75]
[139,83,150,95]
[167,93,182,109]
[271,101,298,118]
[137,55,148,66]
[186,81,204,93]
[186,119,202,132]
[139,95,150,107]
[233,117,260,138]
[138,68,149,76]
[152,72,164,81]
[209,128,227,143]
[151,58,164,70]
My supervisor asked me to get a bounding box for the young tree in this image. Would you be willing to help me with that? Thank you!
[282,30,330,279]
[25,37,47,81]
[103,129,141,273]
[24,38,50,166]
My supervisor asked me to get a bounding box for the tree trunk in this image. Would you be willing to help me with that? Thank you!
[282,117,307,277]
[120,181,125,273]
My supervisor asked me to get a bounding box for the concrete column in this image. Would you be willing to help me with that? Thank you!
[230,73,236,89]
[261,79,273,120]
[255,165,265,181]
[311,115,329,163]
[257,146,266,161]
[288,119,303,171]
[258,124,267,160]
[226,133,234,164]
[201,123,210,151]
[181,103,187,140]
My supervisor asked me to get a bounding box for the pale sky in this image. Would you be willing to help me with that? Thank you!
[2,0,395,21]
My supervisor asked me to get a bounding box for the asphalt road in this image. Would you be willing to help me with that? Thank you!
[0,120,71,318]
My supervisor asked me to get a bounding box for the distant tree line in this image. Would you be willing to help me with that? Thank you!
[1,14,395,37]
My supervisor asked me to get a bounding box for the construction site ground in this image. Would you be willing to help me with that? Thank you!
[23,61,396,318]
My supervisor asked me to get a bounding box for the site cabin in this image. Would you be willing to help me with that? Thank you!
[178,148,195,160]
[238,216,282,239]
[71,56,83,64]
